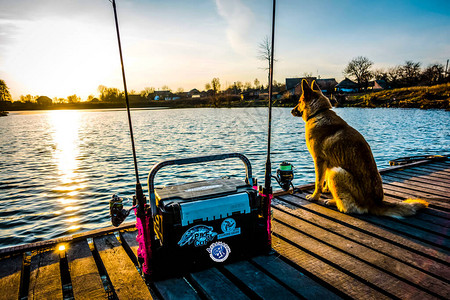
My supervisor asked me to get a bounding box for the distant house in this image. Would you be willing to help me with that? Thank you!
[316,78,338,94]
[36,96,52,106]
[335,78,359,93]
[188,89,201,98]
[153,90,175,100]
[368,80,388,90]
[286,77,317,96]
[177,92,190,99]
[240,89,261,100]
[258,92,280,100]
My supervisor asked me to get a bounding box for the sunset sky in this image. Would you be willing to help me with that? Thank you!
[1,0,449,100]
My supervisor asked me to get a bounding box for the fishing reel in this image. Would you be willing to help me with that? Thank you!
[273,162,295,191]
[109,194,135,227]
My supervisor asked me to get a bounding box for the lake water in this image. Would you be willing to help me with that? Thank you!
[0,107,449,249]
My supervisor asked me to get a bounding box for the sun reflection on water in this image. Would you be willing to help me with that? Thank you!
[49,110,81,184]
[49,110,84,232]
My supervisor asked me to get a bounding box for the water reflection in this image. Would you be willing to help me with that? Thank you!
[49,111,80,183]
[48,110,83,231]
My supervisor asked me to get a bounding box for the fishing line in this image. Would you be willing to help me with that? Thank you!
[110,0,146,210]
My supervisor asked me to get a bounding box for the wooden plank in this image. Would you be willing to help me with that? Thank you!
[387,170,450,189]
[416,161,450,170]
[0,255,22,300]
[312,190,450,250]
[432,161,450,170]
[277,194,450,263]
[382,185,450,210]
[383,195,450,221]
[0,222,135,257]
[273,220,437,299]
[382,173,450,194]
[391,212,450,234]
[273,207,450,298]
[251,255,342,300]
[416,212,450,227]
[224,260,299,299]
[354,213,450,249]
[382,172,450,193]
[190,268,249,300]
[28,250,62,300]
[418,165,450,175]
[272,197,450,281]
[272,236,389,299]
[413,167,450,179]
[399,168,450,182]
[120,230,200,299]
[119,230,138,258]
[382,183,448,204]
[418,162,450,169]
[395,169,450,188]
[382,178,450,199]
[66,240,106,299]
[153,278,201,300]
[94,234,152,299]
[363,197,450,235]
[154,278,200,300]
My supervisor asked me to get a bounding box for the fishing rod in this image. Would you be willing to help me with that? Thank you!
[109,0,145,218]
[261,0,276,252]
[263,0,276,197]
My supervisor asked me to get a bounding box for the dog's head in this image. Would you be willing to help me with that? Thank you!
[291,79,332,122]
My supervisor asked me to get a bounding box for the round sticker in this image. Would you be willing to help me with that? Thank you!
[207,241,231,262]
[221,218,236,233]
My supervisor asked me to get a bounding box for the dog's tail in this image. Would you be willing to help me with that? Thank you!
[369,199,429,219]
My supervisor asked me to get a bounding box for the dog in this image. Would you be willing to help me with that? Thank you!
[291,79,428,218]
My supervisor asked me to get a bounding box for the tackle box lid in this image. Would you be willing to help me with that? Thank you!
[155,177,252,203]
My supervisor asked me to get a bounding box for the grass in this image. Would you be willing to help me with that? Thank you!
[344,83,450,109]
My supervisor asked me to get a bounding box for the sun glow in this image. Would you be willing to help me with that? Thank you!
[49,110,81,183]
[3,18,118,99]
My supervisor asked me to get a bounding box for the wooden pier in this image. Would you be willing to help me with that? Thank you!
[1,158,449,299]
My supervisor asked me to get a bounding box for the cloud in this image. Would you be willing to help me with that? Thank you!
[215,0,255,56]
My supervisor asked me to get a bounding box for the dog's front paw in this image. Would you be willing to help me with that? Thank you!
[306,193,320,202]
[324,199,336,207]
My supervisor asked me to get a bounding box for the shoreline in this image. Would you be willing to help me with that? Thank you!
[1,83,449,112]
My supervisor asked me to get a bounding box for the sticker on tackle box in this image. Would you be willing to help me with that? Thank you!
[207,241,231,262]
[218,218,241,239]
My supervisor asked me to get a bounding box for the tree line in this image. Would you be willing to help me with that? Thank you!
[344,56,449,90]
[1,55,448,108]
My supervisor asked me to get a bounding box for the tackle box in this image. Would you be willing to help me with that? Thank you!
[146,154,271,277]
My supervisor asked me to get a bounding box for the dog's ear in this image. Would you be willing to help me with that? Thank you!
[301,79,312,98]
[311,80,321,93]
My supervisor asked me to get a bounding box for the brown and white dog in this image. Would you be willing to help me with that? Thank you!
[291,79,428,218]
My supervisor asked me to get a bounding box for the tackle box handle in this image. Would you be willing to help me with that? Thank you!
[147,153,253,218]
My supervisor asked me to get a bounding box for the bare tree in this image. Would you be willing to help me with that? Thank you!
[254,78,260,90]
[343,56,374,90]
[211,78,220,94]
[140,87,155,98]
[401,61,421,85]
[258,36,276,88]
[372,68,388,81]
[161,85,171,92]
[422,63,444,85]
[386,66,402,87]
[176,87,184,94]
[67,94,80,103]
